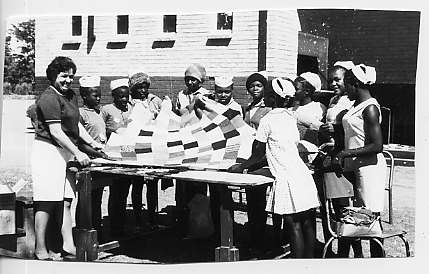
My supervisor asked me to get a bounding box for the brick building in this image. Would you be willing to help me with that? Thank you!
[35,10,316,107]
[34,9,419,145]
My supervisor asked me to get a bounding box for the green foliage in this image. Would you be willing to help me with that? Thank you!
[3,19,35,94]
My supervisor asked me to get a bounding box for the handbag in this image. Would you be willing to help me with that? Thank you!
[336,206,382,238]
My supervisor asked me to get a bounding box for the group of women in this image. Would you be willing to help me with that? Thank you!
[231,61,386,258]
[30,55,386,260]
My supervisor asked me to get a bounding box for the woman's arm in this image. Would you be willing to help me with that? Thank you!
[336,105,383,163]
[48,123,90,166]
[78,123,103,149]
[228,140,266,173]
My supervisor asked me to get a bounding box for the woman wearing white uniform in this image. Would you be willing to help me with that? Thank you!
[291,72,327,146]
[229,78,320,258]
[32,56,101,260]
[333,64,387,257]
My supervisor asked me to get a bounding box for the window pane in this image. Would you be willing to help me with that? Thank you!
[117,15,129,34]
[163,15,177,33]
[217,12,233,30]
[72,16,82,36]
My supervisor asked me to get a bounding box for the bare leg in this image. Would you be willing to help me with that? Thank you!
[62,199,76,255]
[272,213,283,248]
[34,210,50,259]
[283,214,305,258]
[302,209,316,258]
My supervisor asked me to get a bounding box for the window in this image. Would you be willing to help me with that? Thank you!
[72,16,82,36]
[217,12,233,30]
[163,15,177,33]
[117,15,129,34]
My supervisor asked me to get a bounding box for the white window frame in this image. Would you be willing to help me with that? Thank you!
[154,15,177,41]
[109,15,129,42]
[207,12,233,39]
[63,15,83,43]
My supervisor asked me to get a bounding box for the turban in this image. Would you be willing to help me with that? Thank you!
[129,72,151,89]
[185,63,206,83]
[246,72,268,90]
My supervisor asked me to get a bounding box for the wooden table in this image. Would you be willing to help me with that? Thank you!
[74,166,273,262]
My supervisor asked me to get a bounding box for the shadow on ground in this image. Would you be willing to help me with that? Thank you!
[92,206,303,264]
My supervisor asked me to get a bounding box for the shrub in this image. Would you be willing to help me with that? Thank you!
[13,82,33,95]
[2,82,13,94]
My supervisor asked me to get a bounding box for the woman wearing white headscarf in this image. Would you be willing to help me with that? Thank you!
[291,72,327,146]
[333,64,387,257]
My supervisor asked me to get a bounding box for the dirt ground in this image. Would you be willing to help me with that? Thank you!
[0,98,416,262]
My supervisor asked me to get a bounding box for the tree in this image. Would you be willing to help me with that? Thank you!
[3,19,35,94]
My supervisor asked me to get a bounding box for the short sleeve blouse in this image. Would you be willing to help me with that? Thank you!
[35,86,80,146]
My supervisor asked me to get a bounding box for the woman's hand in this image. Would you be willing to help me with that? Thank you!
[320,122,335,134]
[90,140,104,150]
[116,127,126,134]
[331,151,344,176]
[75,151,91,167]
[228,163,245,173]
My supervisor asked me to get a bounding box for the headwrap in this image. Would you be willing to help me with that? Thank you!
[271,77,295,98]
[185,63,206,83]
[246,72,268,90]
[129,71,151,89]
[351,64,376,85]
[79,75,100,88]
[110,78,129,91]
[215,75,234,88]
[333,61,355,70]
[299,72,322,91]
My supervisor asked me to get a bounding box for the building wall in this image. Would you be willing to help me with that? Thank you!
[297,9,420,145]
[266,10,300,79]
[35,10,301,106]
[298,9,420,84]
[35,12,262,78]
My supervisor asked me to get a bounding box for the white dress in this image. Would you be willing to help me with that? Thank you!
[342,98,387,212]
[256,108,320,215]
[292,101,327,130]
[326,95,354,125]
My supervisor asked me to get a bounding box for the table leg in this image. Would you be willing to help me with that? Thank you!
[75,170,98,261]
[215,185,239,262]
[146,178,158,225]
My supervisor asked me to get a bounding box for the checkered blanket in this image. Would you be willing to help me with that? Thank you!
[104,97,255,170]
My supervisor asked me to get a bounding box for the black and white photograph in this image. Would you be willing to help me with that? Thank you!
[0,0,425,273]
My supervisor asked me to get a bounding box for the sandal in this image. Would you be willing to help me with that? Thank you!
[34,254,52,261]
[61,249,77,260]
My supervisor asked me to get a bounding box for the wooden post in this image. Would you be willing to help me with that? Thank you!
[75,170,98,261]
[215,185,239,262]
[258,10,267,72]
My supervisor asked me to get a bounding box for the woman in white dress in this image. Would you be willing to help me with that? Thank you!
[332,64,387,257]
[229,78,320,258]
[290,72,327,146]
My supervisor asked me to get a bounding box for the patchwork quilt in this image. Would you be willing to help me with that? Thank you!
[102,97,255,170]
